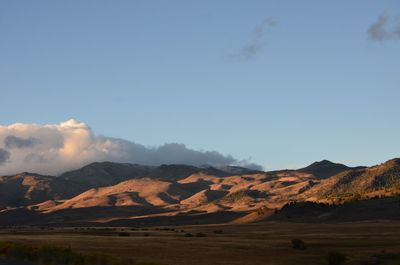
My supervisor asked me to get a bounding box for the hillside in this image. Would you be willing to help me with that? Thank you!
[0,173,78,209]
[301,158,400,203]
[269,197,400,222]
[0,158,399,226]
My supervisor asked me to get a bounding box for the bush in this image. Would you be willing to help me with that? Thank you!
[195,232,207,237]
[213,229,223,234]
[327,251,347,265]
[184,233,193,237]
[118,232,130,237]
[291,239,307,250]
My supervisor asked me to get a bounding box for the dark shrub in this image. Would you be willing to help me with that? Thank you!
[195,232,207,237]
[327,251,347,265]
[0,241,138,265]
[184,233,193,237]
[118,232,130,237]
[291,238,307,250]
[213,229,223,234]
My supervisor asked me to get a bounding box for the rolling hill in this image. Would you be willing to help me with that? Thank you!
[301,158,400,203]
[0,158,399,226]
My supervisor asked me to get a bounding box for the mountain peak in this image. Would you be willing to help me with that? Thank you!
[309,160,336,166]
[299,160,350,179]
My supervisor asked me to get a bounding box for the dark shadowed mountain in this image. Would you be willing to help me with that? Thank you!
[215,165,262,175]
[59,162,233,189]
[0,173,79,208]
[146,164,230,181]
[269,197,400,222]
[59,162,155,193]
[298,160,365,179]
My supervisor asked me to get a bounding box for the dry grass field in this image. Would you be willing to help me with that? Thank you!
[1,221,400,265]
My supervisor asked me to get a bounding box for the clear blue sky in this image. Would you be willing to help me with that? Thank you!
[1,1,399,170]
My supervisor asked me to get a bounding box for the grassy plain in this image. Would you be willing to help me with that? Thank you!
[1,221,400,265]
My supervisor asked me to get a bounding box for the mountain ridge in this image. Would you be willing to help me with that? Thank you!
[298,159,366,179]
[0,158,399,226]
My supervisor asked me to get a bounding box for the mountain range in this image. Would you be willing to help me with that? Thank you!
[0,158,399,226]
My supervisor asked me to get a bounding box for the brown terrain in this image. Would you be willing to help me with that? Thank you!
[1,222,400,265]
[0,158,400,226]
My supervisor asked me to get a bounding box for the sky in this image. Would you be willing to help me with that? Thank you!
[0,1,399,174]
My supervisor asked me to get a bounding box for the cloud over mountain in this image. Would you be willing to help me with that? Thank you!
[0,119,261,175]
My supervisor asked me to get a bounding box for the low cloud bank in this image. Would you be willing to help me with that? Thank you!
[0,119,262,175]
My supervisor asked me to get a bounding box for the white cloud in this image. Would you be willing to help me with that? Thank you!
[0,119,261,175]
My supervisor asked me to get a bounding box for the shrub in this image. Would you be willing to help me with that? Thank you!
[213,229,223,234]
[195,232,207,237]
[118,232,130,237]
[291,239,307,250]
[0,242,133,265]
[327,251,347,265]
[184,233,193,237]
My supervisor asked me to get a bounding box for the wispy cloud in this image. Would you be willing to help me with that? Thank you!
[230,18,277,61]
[368,14,400,43]
[0,119,262,175]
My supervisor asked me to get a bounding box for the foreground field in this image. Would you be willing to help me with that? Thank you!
[1,222,400,265]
